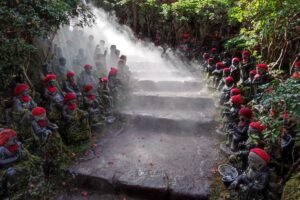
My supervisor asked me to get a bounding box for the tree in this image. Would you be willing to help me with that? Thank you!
[0,0,94,91]
[226,0,300,70]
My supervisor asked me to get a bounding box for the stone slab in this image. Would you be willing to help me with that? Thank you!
[70,128,219,200]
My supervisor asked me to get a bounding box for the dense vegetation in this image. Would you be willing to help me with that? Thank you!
[0,0,299,199]
[0,0,94,91]
[93,0,300,70]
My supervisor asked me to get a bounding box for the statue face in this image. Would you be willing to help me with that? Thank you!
[68,76,74,82]
[5,137,17,146]
[85,69,91,74]
[248,155,264,170]
[22,89,29,96]
[34,114,47,121]
[49,80,55,86]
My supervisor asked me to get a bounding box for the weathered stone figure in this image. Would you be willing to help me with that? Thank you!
[230,148,269,200]
[61,92,90,144]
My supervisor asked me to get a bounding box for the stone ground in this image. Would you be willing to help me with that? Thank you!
[65,60,221,200]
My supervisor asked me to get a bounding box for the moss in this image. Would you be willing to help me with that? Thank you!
[282,171,300,200]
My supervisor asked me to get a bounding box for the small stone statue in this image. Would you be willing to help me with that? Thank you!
[230,121,267,169]
[0,129,23,167]
[217,68,231,91]
[240,50,255,83]
[230,57,240,84]
[292,61,300,79]
[83,84,103,128]
[44,74,64,122]
[31,107,58,142]
[11,84,37,137]
[78,64,97,89]
[230,148,269,200]
[219,76,235,105]
[61,93,91,144]
[212,62,225,88]
[222,94,244,141]
[63,71,82,98]
[230,107,253,152]
[98,77,113,117]
[31,107,65,160]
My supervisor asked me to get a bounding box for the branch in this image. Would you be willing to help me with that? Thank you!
[281,158,300,186]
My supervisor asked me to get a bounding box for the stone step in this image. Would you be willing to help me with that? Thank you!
[70,129,219,200]
[124,94,214,111]
[132,71,188,81]
[131,90,210,98]
[136,80,204,92]
[56,192,145,200]
[118,109,216,133]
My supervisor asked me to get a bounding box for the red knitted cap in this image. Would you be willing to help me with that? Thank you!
[239,107,253,118]
[250,148,270,164]
[230,88,241,95]
[242,50,251,56]
[84,64,93,70]
[231,94,244,105]
[249,121,267,133]
[84,84,93,92]
[14,84,29,96]
[223,68,231,72]
[67,71,76,77]
[256,63,268,71]
[109,67,118,76]
[64,92,77,103]
[44,74,57,82]
[225,76,234,83]
[232,57,240,63]
[32,107,46,116]
[216,62,225,69]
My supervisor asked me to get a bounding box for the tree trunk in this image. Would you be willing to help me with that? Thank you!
[132,0,137,33]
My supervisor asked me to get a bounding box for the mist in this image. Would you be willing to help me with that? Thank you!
[53,6,198,83]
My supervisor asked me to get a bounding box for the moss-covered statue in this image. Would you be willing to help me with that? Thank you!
[117,55,131,86]
[222,94,244,143]
[78,64,97,89]
[229,148,269,200]
[212,62,225,88]
[63,71,82,98]
[240,50,255,83]
[217,68,231,91]
[43,74,64,123]
[252,63,270,98]
[108,67,121,107]
[31,107,65,160]
[61,92,91,144]
[292,61,300,80]
[230,121,266,169]
[230,107,253,152]
[83,84,103,128]
[11,84,37,139]
[219,76,235,105]
[0,129,23,167]
[98,77,113,118]
[206,58,215,81]
[230,57,241,84]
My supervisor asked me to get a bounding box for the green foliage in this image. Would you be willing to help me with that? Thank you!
[257,78,300,145]
[227,0,300,66]
[0,0,94,90]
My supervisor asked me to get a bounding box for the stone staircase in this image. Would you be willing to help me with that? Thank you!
[68,60,219,200]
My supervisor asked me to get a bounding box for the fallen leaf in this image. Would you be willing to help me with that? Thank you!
[81,191,88,197]
[92,143,97,148]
